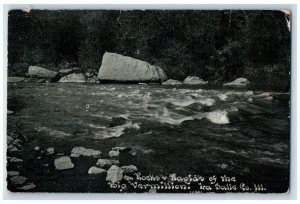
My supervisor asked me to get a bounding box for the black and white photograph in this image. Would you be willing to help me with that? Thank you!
[5,8,291,194]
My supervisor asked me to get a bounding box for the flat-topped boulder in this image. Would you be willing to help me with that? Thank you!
[58,73,86,83]
[28,66,58,79]
[223,78,250,86]
[183,76,208,85]
[98,52,167,83]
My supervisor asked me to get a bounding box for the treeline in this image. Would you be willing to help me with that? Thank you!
[8,10,290,88]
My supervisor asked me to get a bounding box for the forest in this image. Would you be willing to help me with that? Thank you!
[8,10,291,89]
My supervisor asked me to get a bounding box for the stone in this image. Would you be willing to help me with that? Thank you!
[162,79,183,85]
[37,79,46,83]
[183,76,208,85]
[9,157,23,163]
[96,159,120,168]
[123,175,134,182]
[59,68,73,76]
[88,166,107,175]
[7,110,14,115]
[10,176,28,186]
[7,171,20,177]
[112,146,131,152]
[17,183,36,190]
[98,52,167,83]
[58,73,86,83]
[70,147,102,158]
[7,136,13,144]
[34,146,40,151]
[205,110,230,124]
[108,150,120,157]
[28,66,58,79]
[46,147,55,155]
[13,139,23,146]
[54,156,74,170]
[121,165,138,174]
[223,78,250,86]
[106,165,124,183]
[8,77,24,83]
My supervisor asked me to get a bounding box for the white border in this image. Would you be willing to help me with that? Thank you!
[0,1,298,201]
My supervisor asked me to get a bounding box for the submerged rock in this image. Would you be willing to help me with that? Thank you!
[106,165,124,183]
[162,79,183,85]
[98,52,167,83]
[10,176,28,186]
[88,166,107,175]
[17,183,36,190]
[183,76,208,85]
[8,77,24,83]
[121,165,138,174]
[54,156,74,170]
[223,78,249,86]
[28,66,58,79]
[70,147,102,158]
[96,159,120,168]
[58,73,86,83]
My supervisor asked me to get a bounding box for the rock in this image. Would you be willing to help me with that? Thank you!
[54,156,74,170]
[34,146,40,151]
[37,79,46,83]
[96,159,120,168]
[28,66,58,79]
[7,171,20,177]
[162,79,183,85]
[10,176,28,186]
[46,147,55,155]
[108,117,127,127]
[123,175,134,182]
[7,136,13,144]
[87,75,99,83]
[59,68,73,76]
[58,73,86,83]
[7,110,14,115]
[13,139,23,146]
[8,77,24,83]
[9,157,23,163]
[111,147,131,152]
[106,165,124,183]
[17,183,36,190]
[98,52,167,83]
[108,150,120,157]
[205,110,230,124]
[224,78,249,86]
[70,147,102,158]
[121,165,138,174]
[183,76,208,85]
[88,166,107,175]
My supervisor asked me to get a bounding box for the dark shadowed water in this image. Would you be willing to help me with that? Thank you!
[7,83,290,193]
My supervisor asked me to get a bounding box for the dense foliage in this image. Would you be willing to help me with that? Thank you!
[8,10,290,89]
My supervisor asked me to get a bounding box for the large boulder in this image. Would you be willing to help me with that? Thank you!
[98,52,167,83]
[58,73,86,83]
[28,66,58,79]
[224,78,249,86]
[183,76,208,85]
[54,156,74,170]
[106,165,124,183]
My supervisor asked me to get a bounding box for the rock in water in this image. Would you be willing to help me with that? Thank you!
[162,79,183,85]
[98,52,167,83]
[121,165,138,174]
[70,147,102,158]
[46,147,55,155]
[88,166,107,175]
[223,78,249,86]
[59,68,73,77]
[54,156,74,170]
[106,165,124,183]
[96,159,120,168]
[7,171,20,177]
[28,66,58,79]
[17,183,36,190]
[183,76,208,85]
[108,150,120,157]
[7,110,14,115]
[58,73,86,83]
[8,77,24,83]
[10,176,28,186]
[206,110,230,124]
